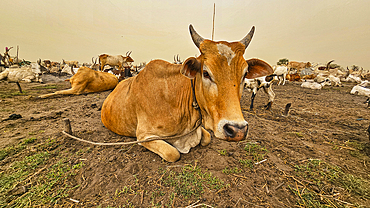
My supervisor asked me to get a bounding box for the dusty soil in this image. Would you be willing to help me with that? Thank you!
[0,78,369,207]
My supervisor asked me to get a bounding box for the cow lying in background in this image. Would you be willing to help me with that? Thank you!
[0,63,42,83]
[301,79,331,90]
[60,64,79,75]
[244,62,275,111]
[328,75,342,87]
[101,24,273,162]
[286,73,301,82]
[365,98,370,108]
[38,66,118,98]
[104,68,125,81]
[350,81,370,97]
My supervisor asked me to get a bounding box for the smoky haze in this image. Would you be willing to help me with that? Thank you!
[1,0,369,69]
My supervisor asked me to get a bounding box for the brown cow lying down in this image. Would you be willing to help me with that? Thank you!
[101,24,273,162]
[38,66,118,98]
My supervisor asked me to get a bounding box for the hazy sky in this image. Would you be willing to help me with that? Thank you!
[2,0,370,69]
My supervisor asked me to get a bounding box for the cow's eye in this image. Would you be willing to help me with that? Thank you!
[203,71,211,80]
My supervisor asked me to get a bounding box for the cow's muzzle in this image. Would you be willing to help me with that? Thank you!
[223,123,249,142]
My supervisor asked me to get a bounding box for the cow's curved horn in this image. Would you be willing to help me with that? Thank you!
[326,60,334,70]
[239,26,255,49]
[189,24,204,48]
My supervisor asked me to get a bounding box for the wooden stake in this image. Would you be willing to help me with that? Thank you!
[283,103,291,116]
[16,82,22,93]
[63,118,72,134]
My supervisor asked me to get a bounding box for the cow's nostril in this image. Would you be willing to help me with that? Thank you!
[223,123,248,141]
[223,124,236,138]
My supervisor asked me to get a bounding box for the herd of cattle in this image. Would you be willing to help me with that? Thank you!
[1,52,369,101]
[1,24,370,162]
[243,59,370,111]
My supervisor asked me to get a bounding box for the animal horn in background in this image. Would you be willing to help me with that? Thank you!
[239,26,255,49]
[326,60,335,70]
[189,24,204,48]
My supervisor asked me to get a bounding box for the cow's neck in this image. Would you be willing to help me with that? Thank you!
[190,79,202,124]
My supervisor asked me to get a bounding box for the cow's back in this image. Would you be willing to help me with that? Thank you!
[70,67,118,93]
[106,55,122,65]
[101,77,137,136]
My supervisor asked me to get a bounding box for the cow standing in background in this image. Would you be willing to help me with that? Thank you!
[288,61,311,73]
[99,51,134,71]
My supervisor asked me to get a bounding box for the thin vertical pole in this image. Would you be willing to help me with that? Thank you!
[16,45,19,64]
[212,3,215,41]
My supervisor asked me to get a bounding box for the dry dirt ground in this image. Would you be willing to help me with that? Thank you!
[0,78,369,208]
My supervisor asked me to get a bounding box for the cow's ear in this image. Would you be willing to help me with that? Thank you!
[245,58,274,79]
[180,57,201,79]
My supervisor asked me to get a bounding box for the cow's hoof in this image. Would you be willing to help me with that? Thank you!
[200,127,211,146]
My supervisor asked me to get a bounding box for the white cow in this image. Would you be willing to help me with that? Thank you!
[328,75,342,87]
[273,65,288,85]
[61,64,79,75]
[343,74,362,83]
[350,81,370,97]
[301,79,331,90]
[0,63,42,83]
[244,75,275,110]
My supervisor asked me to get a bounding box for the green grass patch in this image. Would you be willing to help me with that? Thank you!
[28,130,45,136]
[239,142,268,169]
[217,149,227,156]
[0,137,37,161]
[289,185,341,207]
[345,140,365,151]
[287,131,304,137]
[222,167,242,175]
[159,164,228,200]
[33,85,58,89]
[0,90,28,98]
[0,138,85,207]
[0,108,13,112]
[292,159,370,207]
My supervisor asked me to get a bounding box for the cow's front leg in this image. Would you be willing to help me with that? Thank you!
[138,135,180,162]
